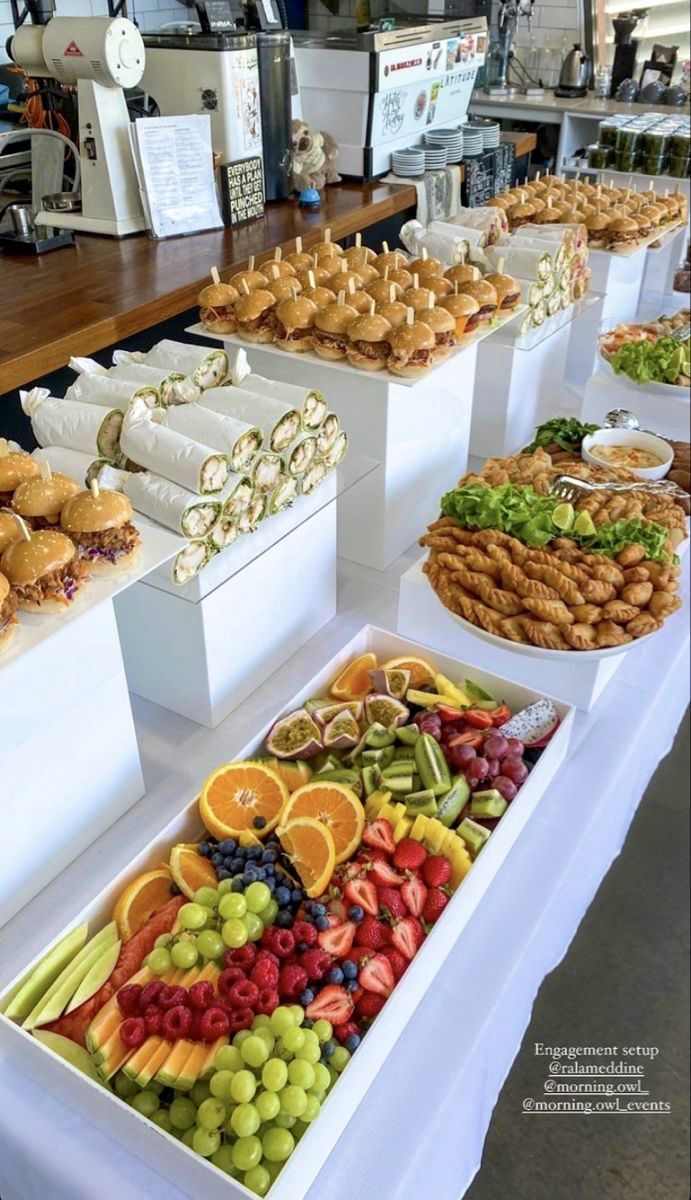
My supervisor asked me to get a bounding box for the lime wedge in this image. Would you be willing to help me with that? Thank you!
[552,503,575,532]
[574,511,597,537]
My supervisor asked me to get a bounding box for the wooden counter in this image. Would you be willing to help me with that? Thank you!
[0,182,415,395]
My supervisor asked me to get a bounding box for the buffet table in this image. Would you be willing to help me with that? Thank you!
[0,555,687,1200]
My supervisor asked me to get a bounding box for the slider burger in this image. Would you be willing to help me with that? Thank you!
[355,263,380,286]
[387,267,414,290]
[0,511,23,554]
[607,216,639,248]
[529,196,547,213]
[375,298,409,328]
[284,250,314,273]
[440,292,481,337]
[61,488,141,574]
[296,265,333,289]
[585,213,611,248]
[426,276,453,300]
[421,306,456,362]
[274,296,318,352]
[365,277,403,304]
[507,201,536,228]
[332,267,364,291]
[533,206,562,226]
[12,472,81,529]
[301,285,337,308]
[457,279,498,323]
[312,301,358,361]
[345,313,392,372]
[312,239,344,259]
[315,255,345,280]
[0,570,17,651]
[260,259,297,281]
[230,267,270,292]
[633,212,652,239]
[0,452,39,505]
[402,285,436,313]
[347,289,379,315]
[408,255,443,280]
[444,263,481,287]
[639,203,664,229]
[198,282,239,334]
[344,245,377,271]
[484,272,521,311]
[487,196,512,211]
[1,529,88,611]
[266,277,302,303]
[234,289,278,343]
[374,250,408,274]
[387,319,436,378]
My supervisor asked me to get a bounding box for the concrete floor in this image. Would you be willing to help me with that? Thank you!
[466,712,690,1200]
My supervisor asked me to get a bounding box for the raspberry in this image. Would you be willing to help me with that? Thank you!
[224,944,257,971]
[421,855,452,888]
[292,921,318,947]
[227,979,260,1010]
[116,984,143,1017]
[264,929,296,959]
[255,948,280,967]
[356,991,386,1019]
[219,967,246,995]
[162,1005,193,1041]
[120,1017,147,1049]
[158,985,189,1011]
[300,948,332,981]
[377,887,407,921]
[229,1007,255,1034]
[144,1006,163,1037]
[257,988,280,1016]
[278,964,309,1000]
[250,958,279,990]
[392,838,427,871]
[187,981,216,1011]
[382,946,408,980]
[139,981,165,1010]
[198,1007,230,1042]
[333,1019,360,1043]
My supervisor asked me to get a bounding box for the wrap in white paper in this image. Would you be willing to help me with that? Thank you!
[199,387,301,453]
[122,471,222,539]
[252,452,283,493]
[300,458,327,495]
[268,474,298,515]
[486,245,553,282]
[21,389,124,461]
[172,539,215,585]
[64,373,158,412]
[323,431,348,470]
[316,413,340,457]
[165,405,263,473]
[31,446,95,485]
[511,278,544,308]
[446,207,509,237]
[221,475,254,519]
[109,362,190,406]
[208,518,241,551]
[399,219,470,265]
[143,340,229,389]
[430,220,489,251]
[284,433,317,478]
[241,375,327,432]
[121,399,230,494]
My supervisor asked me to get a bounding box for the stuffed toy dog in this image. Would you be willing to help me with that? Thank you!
[291,120,341,192]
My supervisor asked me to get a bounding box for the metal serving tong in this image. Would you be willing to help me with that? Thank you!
[550,474,689,504]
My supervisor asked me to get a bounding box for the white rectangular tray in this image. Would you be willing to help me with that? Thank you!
[0,624,575,1200]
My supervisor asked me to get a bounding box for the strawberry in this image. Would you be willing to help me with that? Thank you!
[306,984,354,1024]
[392,838,427,871]
[356,990,386,1019]
[339,859,366,881]
[401,876,428,917]
[362,818,395,856]
[421,856,452,888]
[344,877,379,917]
[382,946,409,981]
[390,916,424,961]
[422,887,449,925]
[354,915,390,951]
[318,921,356,958]
[368,859,405,888]
[333,1019,360,1043]
[278,964,309,1000]
[377,886,407,921]
[300,948,332,981]
[358,952,395,998]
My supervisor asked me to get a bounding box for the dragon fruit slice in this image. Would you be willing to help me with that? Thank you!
[496,699,559,747]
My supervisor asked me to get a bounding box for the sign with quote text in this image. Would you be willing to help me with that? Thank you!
[219,156,265,228]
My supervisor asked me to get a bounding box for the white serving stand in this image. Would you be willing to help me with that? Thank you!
[564,246,649,396]
[581,363,690,441]
[0,520,182,926]
[640,224,688,311]
[471,295,603,458]
[397,555,628,711]
[190,311,524,571]
[114,475,339,728]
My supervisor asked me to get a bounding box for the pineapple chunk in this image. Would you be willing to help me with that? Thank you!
[365,789,392,820]
[379,801,404,827]
[423,821,449,854]
[409,814,430,843]
[434,673,471,709]
[448,838,472,889]
[393,814,413,843]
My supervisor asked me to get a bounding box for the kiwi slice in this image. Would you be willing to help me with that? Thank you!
[405,789,439,816]
[437,775,471,828]
[364,723,397,750]
[362,765,384,796]
[381,760,416,779]
[384,775,415,795]
[396,725,420,746]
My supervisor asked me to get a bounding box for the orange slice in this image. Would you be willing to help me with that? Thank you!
[278,818,336,897]
[113,867,175,941]
[330,652,378,700]
[381,654,436,689]
[199,761,288,840]
[169,844,219,900]
[281,781,364,865]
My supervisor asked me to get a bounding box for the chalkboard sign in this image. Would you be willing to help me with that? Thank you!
[219,156,265,228]
[462,149,495,208]
[492,143,515,196]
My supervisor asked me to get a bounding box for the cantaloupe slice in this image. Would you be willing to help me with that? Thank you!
[87,967,153,1050]
[199,1036,229,1080]
[126,1037,172,1087]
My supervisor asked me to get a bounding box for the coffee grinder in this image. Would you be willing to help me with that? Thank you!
[610,12,640,97]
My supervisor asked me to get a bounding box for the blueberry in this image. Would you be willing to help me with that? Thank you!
[300,988,315,1006]
[254,867,266,881]
[315,915,329,931]
[264,877,276,893]
[247,846,262,861]
[262,849,278,864]
[313,903,327,916]
[341,960,358,980]
[253,815,267,830]
[276,911,293,928]
[326,967,344,985]
[218,868,231,881]
[344,1034,361,1052]
[230,857,245,873]
[235,846,248,860]
[218,838,237,854]
[231,878,245,893]
[211,852,224,867]
[223,856,236,870]
[243,867,259,883]
[198,842,211,858]
[302,1018,314,1029]
[263,864,275,877]
[291,889,303,904]
[297,942,308,954]
[276,886,292,908]
[348,905,364,923]
[347,980,359,993]
[322,1041,336,1058]
[170,883,181,896]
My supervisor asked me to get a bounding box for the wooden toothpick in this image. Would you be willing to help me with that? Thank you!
[211,266,221,285]
[90,479,100,499]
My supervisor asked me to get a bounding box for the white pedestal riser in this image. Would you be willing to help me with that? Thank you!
[397,558,626,711]
[0,603,144,926]
[581,370,690,441]
[565,251,646,395]
[114,501,337,727]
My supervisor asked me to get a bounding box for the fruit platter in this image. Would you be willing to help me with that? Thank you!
[419,433,686,656]
[0,628,573,1200]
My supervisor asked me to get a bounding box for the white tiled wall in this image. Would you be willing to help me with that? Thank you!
[490,0,583,51]
[0,0,183,63]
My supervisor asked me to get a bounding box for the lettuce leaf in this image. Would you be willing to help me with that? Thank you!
[608,337,690,386]
[522,417,600,454]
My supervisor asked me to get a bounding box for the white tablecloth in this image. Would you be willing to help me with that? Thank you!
[0,581,688,1200]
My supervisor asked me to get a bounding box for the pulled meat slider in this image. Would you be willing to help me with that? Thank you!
[61,488,141,574]
[274,296,318,352]
[198,283,239,334]
[387,319,436,378]
[12,472,81,529]
[1,528,88,611]
[0,570,18,651]
[312,301,358,361]
[345,313,392,371]
[234,290,278,343]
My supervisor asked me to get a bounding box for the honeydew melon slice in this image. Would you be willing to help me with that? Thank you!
[24,923,118,1030]
[2,924,89,1022]
[65,940,122,1014]
[32,1029,110,1088]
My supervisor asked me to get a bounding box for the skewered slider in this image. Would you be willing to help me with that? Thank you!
[274,296,318,352]
[457,279,498,321]
[444,263,481,287]
[312,300,358,361]
[440,292,481,337]
[12,472,81,529]
[345,313,392,372]
[387,318,436,377]
[484,273,521,311]
[198,282,239,333]
[234,290,278,343]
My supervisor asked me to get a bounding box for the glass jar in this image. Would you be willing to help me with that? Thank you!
[637,154,666,176]
[605,147,618,168]
[616,125,639,157]
[616,150,636,172]
[638,128,668,157]
[668,131,691,159]
[587,144,608,169]
[598,119,620,149]
[666,155,690,179]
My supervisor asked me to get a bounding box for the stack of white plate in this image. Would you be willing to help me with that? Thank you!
[424,128,464,163]
[423,144,448,171]
[467,117,501,149]
[391,148,425,177]
[461,124,484,157]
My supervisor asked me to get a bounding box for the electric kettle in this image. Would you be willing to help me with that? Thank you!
[555,43,592,97]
